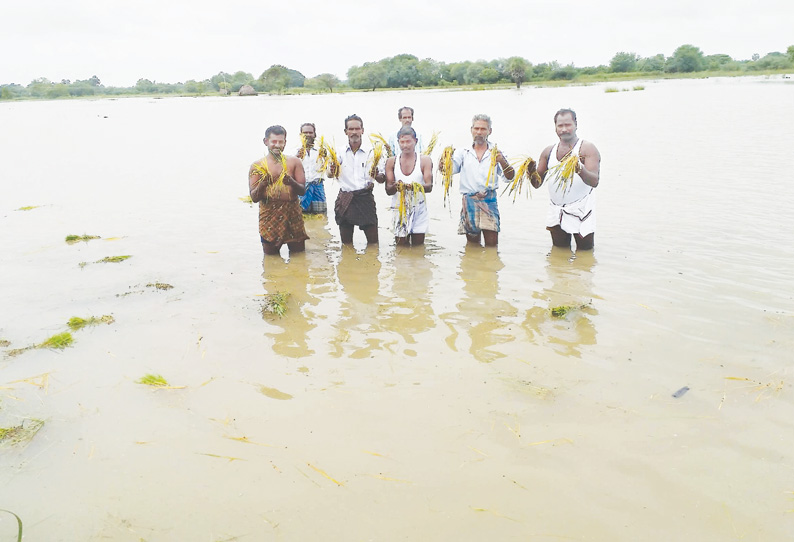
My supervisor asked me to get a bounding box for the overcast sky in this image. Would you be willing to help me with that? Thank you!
[2,0,792,87]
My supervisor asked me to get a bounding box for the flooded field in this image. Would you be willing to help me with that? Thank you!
[2,76,794,541]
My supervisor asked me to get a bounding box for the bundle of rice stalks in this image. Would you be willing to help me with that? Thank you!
[252,154,287,187]
[397,183,426,230]
[67,315,115,331]
[501,157,540,201]
[548,153,580,194]
[486,146,500,187]
[299,133,311,157]
[369,141,385,178]
[263,292,290,317]
[369,133,393,157]
[438,146,454,207]
[422,131,440,156]
[318,139,340,178]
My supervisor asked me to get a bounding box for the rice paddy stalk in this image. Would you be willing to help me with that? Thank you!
[0,419,44,450]
[67,315,115,331]
[548,153,580,194]
[501,156,537,202]
[316,136,328,169]
[98,255,132,264]
[369,133,393,157]
[369,141,384,178]
[397,183,425,230]
[262,292,290,317]
[438,146,455,207]
[486,146,499,187]
[422,131,440,156]
[299,133,311,156]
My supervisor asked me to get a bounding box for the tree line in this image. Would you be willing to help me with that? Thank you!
[3,44,793,100]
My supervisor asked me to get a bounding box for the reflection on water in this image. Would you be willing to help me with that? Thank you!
[440,245,518,363]
[523,248,599,357]
[260,216,334,358]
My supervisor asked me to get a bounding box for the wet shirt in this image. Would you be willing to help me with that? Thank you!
[299,147,323,183]
[452,142,505,194]
[338,145,376,192]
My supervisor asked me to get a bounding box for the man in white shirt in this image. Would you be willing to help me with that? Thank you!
[451,114,514,247]
[388,106,423,156]
[296,122,327,214]
[329,114,386,245]
[532,108,601,251]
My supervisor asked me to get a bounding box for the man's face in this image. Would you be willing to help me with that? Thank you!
[266,133,286,156]
[344,119,363,146]
[398,134,417,154]
[399,109,414,126]
[555,114,577,143]
[301,125,316,145]
[471,120,491,144]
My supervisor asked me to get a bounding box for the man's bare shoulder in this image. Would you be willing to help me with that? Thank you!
[580,140,600,157]
[420,155,433,166]
[540,144,555,162]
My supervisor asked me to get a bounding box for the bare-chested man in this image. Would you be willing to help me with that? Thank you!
[248,125,308,255]
[384,126,433,246]
[533,108,601,251]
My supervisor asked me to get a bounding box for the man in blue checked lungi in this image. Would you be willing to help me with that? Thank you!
[296,122,327,214]
[451,114,514,247]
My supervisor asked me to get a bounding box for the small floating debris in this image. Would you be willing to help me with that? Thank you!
[67,315,115,331]
[550,304,589,318]
[65,234,101,244]
[16,205,41,211]
[672,386,690,398]
[146,282,173,290]
[137,374,169,387]
[262,292,289,317]
[0,419,45,447]
[258,385,293,400]
[80,255,132,268]
[39,332,74,349]
[0,339,10,348]
[239,196,253,204]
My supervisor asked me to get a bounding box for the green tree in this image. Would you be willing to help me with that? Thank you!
[259,65,304,93]
[416,58,441,86]
[505,56,530,88]
[609,52,639,72]
[704,54,733,70]
[637,54,665,72]
[788,45,794,62]
[666,44,705,73]
[135,78,156,93]
[314,73,340,92]
[348,63,388,91]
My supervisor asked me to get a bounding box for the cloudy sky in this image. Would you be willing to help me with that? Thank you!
[2,0,791,87]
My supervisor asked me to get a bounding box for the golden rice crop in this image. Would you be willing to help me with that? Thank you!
[422,131,440,156]
[369,142,385,178]
[397,182,426,229]
[501,156,537,201]
[438,145,454,207]
[485,146,499,187]
[369,133,394,157]
[548,153,580,194]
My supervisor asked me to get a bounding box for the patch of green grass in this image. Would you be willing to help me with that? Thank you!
[38,332,74,349]
[137,374,169,387]
[67,315,115,331]
[262,292,290,317]
[16,205,40,211]
[633,85,645,91]
[604,87,619,93]
[65,234,101,244]
[0,418,44,447]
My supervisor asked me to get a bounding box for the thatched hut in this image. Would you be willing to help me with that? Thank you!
[238,85,257,96]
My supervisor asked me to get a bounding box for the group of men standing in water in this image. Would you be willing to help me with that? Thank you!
[248,106,601,256]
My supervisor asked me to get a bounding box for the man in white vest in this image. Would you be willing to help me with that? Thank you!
[533,108,601,250]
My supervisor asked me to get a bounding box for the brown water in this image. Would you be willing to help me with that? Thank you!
[1,77,793,541]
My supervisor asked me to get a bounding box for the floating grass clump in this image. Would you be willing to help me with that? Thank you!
[0,419,44,447]
[16,205,41,211]
[137,374,169,387]
[81,255,132,268]
[262,292,290,317]
[605,87,619,93]
[67,315,115,331]
[38,332,74,349]
[65,234,101,244]
[633,85,645,91]
[550,304,589,318]
[0,339,10,348]
[146,282,173,290]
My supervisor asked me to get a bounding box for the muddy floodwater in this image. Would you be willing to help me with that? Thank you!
[2,77,794,541]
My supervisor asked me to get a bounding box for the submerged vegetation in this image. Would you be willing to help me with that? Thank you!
[39,332,74,349]
[137,374,169,387]
[80,255,132,267]
[550,304,590,318]
[65,234,101,244]
[262,292,290,317]
[15,206,41,211]
[0,419,44,447]
[146,282,173,290]
[67,315,115,330]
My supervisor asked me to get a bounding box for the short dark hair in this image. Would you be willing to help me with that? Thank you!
[554,108,577,124]
[299,122,316,132]
[344,114,363,130]
[397,126,417,139]
[265,125,287,139]
[398,106,414,119]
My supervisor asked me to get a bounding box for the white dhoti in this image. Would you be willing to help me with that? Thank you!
[546,191,596,237]
[392,199,429,237]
